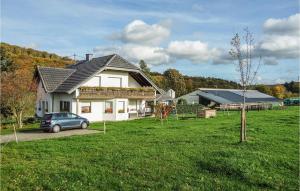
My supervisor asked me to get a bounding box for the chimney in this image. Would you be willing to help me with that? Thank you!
[85,54,93,61]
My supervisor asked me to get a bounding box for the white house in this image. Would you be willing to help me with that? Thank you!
[35,54,162,122]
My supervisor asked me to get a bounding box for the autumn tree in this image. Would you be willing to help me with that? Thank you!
[185,78,194,93]
[255,85,272,95]
[163,69,186,97]
[271,85,286,99]
[1,70,36,128]
[229,28,261,142]
[0,47,17,72]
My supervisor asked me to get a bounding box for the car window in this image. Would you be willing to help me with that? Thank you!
[67,113,78,118]
[43,114,52,120]
[54,113,68,119]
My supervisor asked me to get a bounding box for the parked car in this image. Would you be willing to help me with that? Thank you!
[40,112,89,133]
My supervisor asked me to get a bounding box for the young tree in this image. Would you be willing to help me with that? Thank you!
[229,28,261,142]
[1,70,36,129]
[163,69,186,97]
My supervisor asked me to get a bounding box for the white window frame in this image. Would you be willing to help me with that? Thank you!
[81,102,92,113]
[60,101,70,112]
[108,77,122,87]
[118,101,125,113]
[104,101,113,113]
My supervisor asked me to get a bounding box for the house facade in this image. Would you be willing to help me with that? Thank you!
[35,54,162,122]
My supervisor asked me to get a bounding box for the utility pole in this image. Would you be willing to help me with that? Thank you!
[72,53,77,61]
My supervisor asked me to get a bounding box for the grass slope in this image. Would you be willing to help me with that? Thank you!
[1,107,299,190]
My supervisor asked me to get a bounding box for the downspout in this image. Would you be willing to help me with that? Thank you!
[52,94,54,112]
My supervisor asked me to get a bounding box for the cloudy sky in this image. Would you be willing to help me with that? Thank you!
[1,0,299,84]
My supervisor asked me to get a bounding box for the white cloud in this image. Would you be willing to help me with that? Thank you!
[95,14,300,67]
[110,20,170,46]
[263,13,300,36]
[93,44,170,66]
[256,13,300,60]
[256,35,300,59]
[166,40,219,63]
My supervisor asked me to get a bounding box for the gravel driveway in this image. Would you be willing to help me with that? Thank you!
[0,129,102,143]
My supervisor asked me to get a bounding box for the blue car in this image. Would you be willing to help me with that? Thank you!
[40,112,89,133]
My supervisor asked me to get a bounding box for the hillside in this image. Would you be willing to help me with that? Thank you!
[0,42,74,74]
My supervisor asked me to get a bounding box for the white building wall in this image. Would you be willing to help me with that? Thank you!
[128,75,141,88]
[36,82,52,117]
[52,92,76,113]
[78,100,104,122]
[81,69,141,88]
[82,70,129,88]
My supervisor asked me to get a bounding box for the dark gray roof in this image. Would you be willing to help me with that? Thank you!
[37,54,156,94]
[37,67,75,92]
[54,55,114,93]
[198,89,279,104]
[107,54,139,70]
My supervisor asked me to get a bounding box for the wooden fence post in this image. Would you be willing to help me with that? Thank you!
[103,121,106,134]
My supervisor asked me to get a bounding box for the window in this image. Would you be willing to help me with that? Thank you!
[43,101,49,112]
[68,113,78,118]
[129,100,137,112]
[118,101,125,113]
[38,101,41,111]
[108,77,122,87]
[60,101,70,112]
[81,102,91,113]
[54,113,68,119]
[105,101,113,113]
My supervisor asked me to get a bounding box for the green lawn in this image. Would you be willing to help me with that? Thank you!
[1,107,299,190]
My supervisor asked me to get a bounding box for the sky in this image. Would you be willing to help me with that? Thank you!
[1,0,299,84]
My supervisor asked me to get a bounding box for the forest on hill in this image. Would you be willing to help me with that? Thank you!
[0,42,74,74]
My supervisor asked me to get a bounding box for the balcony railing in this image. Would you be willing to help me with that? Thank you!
[78,86,156,99]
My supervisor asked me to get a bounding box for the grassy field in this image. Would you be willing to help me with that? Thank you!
[1,107,299,190]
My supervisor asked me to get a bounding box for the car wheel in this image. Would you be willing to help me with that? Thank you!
[81,122,88,129]
[52,125,60,133]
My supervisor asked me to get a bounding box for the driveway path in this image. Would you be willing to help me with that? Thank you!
[0,129,102,143]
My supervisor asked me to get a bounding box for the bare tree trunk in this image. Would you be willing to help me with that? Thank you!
[13,124,18,143]
[244,111,247,141]
[240,90,247,142]
[240,107,245,142]
[15,111,23,129]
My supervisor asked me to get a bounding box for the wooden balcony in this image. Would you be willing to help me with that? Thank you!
[78,86,156,99]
